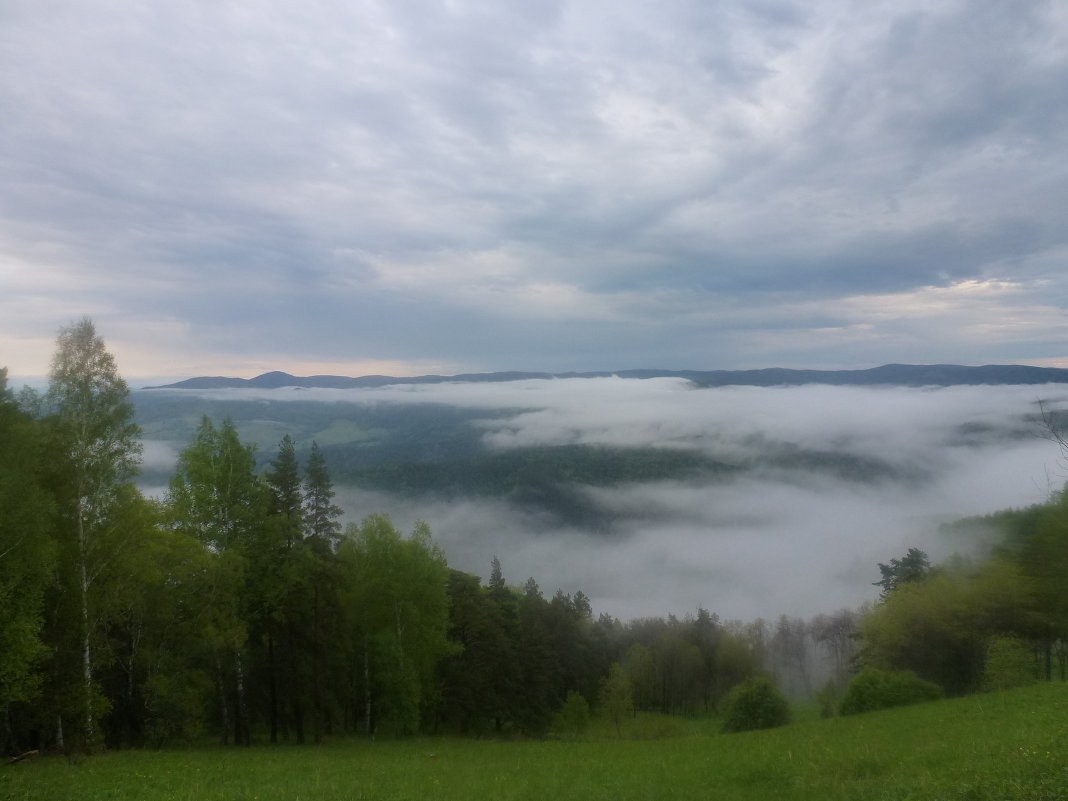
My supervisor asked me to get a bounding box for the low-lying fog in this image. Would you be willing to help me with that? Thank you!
[144,379,1068,623]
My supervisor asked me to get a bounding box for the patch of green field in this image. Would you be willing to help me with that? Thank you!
[306,419,380,447]
[4,684,1066,801]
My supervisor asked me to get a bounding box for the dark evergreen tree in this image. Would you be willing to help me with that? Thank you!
[875,547,931,600]
[303,441,343,551]
[433,570,514,734]
[266,434,303,548]
[254,434,306,742]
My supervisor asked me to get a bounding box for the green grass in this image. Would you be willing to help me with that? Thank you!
[4,684,1066,801]
[306,419,380,447]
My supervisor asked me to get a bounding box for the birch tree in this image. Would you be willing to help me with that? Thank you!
[167,417,262,745]
[45,319,141,747]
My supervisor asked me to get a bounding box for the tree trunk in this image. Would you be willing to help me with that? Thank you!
[215,655,229,746]
[267,630,278,744]
[78,511,94,747]
[312,582,322,744]
[364,638,372,736]
[234,648,249,746]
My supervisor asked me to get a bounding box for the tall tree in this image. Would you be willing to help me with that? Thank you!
[257,434,305,742]
[874,547,930,600]
[598,663,633,737]
[0,369,55,752]
[303,441,343,551]
[45,319,141,747]
[266,434,303,549]
[433,569,515,734]
[167,417,262,745]
[339,515,452,735]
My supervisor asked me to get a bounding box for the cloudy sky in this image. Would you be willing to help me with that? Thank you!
[3,0,1067,380]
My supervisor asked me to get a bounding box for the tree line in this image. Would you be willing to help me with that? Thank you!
[2,320,1065,753]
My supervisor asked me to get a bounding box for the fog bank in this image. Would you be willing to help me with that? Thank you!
[276,380,1067,622]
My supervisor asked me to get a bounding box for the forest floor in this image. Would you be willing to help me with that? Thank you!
[3,683,1066,800]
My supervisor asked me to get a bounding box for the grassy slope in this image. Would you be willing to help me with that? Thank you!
[3,684,1066,801]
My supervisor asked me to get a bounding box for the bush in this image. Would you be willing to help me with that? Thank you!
[721,675,790,733]
[983,637,1039,692]
[839,668,942,716]
[551,691,590,739]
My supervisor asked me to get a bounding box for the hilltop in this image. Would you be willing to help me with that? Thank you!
[149,363,1068,390]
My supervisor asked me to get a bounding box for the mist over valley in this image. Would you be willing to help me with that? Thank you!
[134,374,1068,622]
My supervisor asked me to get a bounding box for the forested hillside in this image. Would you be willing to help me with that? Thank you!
[2,322,1066,757]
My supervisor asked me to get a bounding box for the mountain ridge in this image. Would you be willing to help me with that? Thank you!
[146,363,1068,390]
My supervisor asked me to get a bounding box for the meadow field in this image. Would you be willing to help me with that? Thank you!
[3,683,1066,801]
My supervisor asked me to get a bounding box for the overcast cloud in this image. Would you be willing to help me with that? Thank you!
[3,1,1067,378]
[159,378,1067,621]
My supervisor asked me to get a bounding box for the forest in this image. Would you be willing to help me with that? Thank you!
[1,320,1066,755]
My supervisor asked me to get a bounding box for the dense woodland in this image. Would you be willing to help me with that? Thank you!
[1,320,1066,754]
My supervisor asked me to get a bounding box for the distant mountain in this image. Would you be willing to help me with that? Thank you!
[148,364,1068,390]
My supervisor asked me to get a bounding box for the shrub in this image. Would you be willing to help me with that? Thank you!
[839,668,942,716]
[552,691,590,739]
[983,637,1039,692]
[721,675,790,733]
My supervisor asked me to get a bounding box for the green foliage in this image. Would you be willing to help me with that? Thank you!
[839,667,943,715]
[166,416,267,746]
[983,638,1039,692]
[597,664,633,737]
[433,569,517,736]
[339,516,453,736]
[42,318,143,749]
[0,372,55,712]
[856,571,986,694]
[854,495,1068,695]
[264,434,303,542]
[167,417,263,551]
[46,318,143,502]
[621,643,656,712]
[303,441,343,549]
[720,675,790,733]
[874,547,930,600]
[143,669,212,748]
[551,690,590,739]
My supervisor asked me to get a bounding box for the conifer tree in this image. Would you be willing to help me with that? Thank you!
[265,434,303,548]
[302,441,343,550]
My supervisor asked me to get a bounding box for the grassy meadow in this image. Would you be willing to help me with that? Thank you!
[3,683,1066,801]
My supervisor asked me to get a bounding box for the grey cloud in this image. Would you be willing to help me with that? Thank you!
[3,1,1068,374]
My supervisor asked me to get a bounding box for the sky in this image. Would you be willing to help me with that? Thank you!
[139,378,1068,621]
[2,0,1068,380]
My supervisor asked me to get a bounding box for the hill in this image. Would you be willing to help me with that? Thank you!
[149,363,1068,390]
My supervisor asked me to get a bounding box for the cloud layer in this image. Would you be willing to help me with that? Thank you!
[155,378,1068,621]
[3,1,1068,376]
